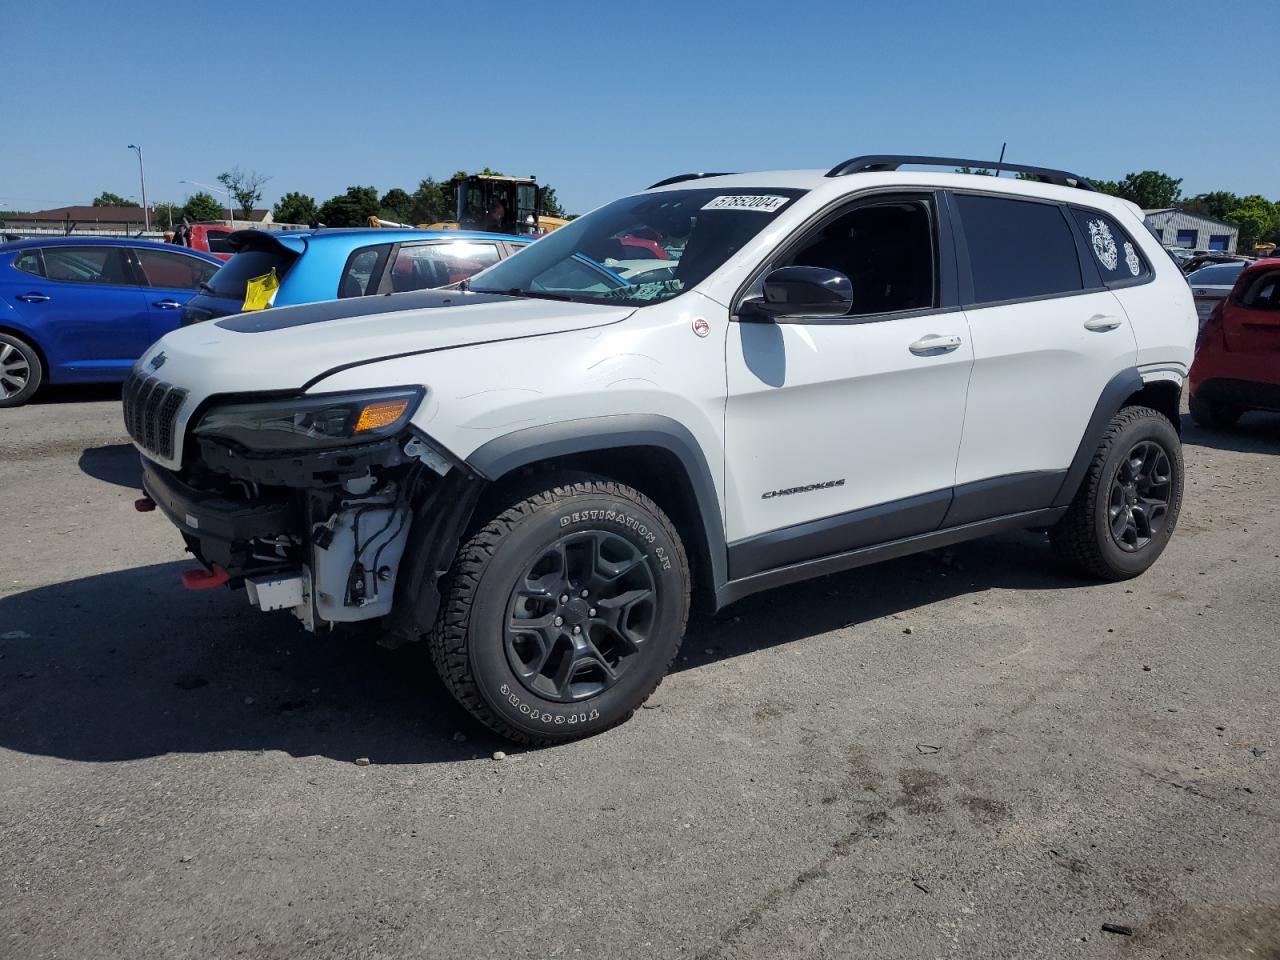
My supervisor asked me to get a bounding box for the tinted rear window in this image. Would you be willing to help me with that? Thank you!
[206,246,298,298]
[205,230,235,254]
[1072,208,1150,283]
[954,194,1082,303]
[1238,269,1280,311]
[1186,264,1245,286]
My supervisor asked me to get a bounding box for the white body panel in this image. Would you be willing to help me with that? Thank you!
[724,311,972,541]
[956,289,1136,483]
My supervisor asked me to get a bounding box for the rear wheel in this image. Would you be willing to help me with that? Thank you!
[1050,406,1183,580]
[0,334,42,408]
[429,474,690,744]
[1188,394,1242,428]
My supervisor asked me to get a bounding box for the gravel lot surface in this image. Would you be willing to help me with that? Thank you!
[2,385,1277,959]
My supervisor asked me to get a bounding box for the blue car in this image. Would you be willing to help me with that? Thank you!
[0,237,222,407]
[179,228,532,326]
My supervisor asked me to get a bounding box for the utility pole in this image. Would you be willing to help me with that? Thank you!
[128,144,150,231]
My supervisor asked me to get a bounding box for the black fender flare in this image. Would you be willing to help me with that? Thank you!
[466,414,729,590]
[1051,367,1144,507]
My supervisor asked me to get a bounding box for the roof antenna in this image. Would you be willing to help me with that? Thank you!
[993,142,1007,178]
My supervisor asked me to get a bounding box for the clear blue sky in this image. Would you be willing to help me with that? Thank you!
[4,0,1276,215]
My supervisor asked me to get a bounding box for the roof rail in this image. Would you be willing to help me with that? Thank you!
[647,172,738,189]
[825,155,1096,191]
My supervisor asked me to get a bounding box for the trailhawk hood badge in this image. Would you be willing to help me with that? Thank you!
[148,351,167,371]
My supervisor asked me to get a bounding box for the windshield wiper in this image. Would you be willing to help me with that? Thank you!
[479,287,573,302]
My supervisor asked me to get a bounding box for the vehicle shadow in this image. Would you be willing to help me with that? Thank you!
[0,531,1089,764]
[31,383,122,405]
[78,443,142,488]
[675,528,1089,672]
[1181,411,1280,454]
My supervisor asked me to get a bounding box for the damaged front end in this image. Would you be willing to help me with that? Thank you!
[135,386,481,643]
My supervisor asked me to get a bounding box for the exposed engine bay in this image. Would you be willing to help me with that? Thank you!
[140,430,481,643]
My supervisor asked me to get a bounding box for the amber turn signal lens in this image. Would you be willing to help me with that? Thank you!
[354,398,410,432]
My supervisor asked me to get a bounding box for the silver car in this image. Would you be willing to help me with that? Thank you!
[1186,261,1247,326]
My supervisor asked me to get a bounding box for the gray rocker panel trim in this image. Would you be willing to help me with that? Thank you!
[465,414,729,590]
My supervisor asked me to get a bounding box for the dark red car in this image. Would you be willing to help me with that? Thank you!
[1189,257,1280,427]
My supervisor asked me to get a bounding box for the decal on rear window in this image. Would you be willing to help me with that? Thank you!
[1124,241,1141,277]
[1087,219,1119,271]
[701,195,790,213]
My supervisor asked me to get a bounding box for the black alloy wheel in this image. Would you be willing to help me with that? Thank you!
[505,530,657,702]
[1107,439,1172,552]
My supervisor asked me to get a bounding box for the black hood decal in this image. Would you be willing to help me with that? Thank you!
[215,289,519,333]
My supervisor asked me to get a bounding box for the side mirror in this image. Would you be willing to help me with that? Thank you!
[744,266,853,319]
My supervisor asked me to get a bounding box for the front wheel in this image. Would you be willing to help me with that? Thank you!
[429,474,690,744]
[1050,406,1184,580]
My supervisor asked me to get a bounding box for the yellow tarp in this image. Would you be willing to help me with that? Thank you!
[242,268,279,311]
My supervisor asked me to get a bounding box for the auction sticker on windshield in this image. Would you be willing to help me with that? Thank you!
[702,195,791,213]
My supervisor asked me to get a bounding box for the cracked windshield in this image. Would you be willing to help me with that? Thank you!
[468,187,807,305]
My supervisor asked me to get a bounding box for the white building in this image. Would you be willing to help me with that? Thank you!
[1144,208,1239,253]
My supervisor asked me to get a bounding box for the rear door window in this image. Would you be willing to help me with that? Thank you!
[134,249,219,290]
[1071,208,1150,284]
[41,245,136,285]
[953,194,1082,304]
[383,240,501,293]
[12,250,44,277]
[204,246,299,300]
[338,244,391,298]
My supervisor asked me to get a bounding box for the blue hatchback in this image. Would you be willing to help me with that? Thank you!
[0,237,222,406]
[179,228,532,326]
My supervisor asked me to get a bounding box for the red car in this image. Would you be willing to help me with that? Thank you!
[1189,257,1280,427]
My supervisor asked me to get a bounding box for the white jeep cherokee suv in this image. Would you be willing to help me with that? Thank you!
[126,155,1196,743]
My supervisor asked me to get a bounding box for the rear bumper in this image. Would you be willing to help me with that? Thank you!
[1191,377,1280,413]
[141,459,296,570]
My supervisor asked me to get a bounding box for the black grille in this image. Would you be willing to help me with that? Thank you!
[122,371,188,460]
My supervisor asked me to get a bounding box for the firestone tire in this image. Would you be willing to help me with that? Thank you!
[1188,394,1242,429]
[0,334,42,408]
[1050,405,1184,581]
[428,474,690,745]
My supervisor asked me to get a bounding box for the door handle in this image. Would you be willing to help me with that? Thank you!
[152,299,183,309]
[1083,314,1122,332]
[908,334,963,355]
[15,292,50,303]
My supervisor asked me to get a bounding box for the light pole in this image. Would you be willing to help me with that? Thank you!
[180,178,234,224]
[127,144,150,232]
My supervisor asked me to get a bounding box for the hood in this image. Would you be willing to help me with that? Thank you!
[138,290,634,398]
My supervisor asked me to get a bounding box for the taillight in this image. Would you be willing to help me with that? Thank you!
[1196,302,1225,352]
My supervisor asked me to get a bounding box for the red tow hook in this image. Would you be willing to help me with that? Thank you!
[134,496,157,512]
[181,565,230,590]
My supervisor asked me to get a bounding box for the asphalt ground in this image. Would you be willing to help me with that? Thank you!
[2,384,1277,959]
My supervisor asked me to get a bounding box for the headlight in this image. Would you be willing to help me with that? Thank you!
[193,387,423,451]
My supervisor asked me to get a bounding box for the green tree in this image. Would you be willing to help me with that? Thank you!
[151,202,184,230]
[316,186,380,227]
[955,166,994,176]
[408,177,455,224]
[1224,195,1280,252]
[1092,179,1124,197]
[1183,191,1239,220]
[273,191,318,225]
[217,166,271,220]
[379,187,413,222]
[539,184,565,218]
[93,191,138,207]
[182,192,225,222]
[1111,171,1182,209]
